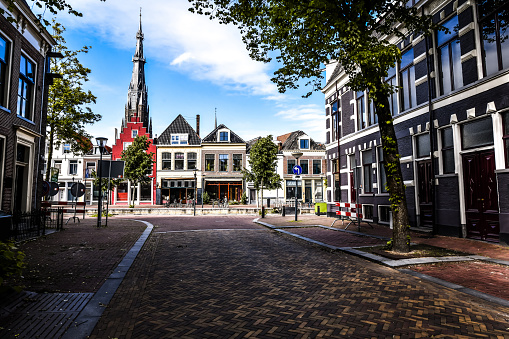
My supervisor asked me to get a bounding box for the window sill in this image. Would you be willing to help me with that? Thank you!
[376,193,390,196]
[16,114,35,125]
[436,173,457,178]
[0,105,10,114]
[359,193,374,197]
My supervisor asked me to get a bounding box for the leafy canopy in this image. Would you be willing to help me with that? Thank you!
[243,135,281,191]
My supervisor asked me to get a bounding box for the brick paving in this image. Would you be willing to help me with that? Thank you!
[89,216,509,338]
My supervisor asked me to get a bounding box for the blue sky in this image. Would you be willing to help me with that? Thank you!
[51,0,325,146]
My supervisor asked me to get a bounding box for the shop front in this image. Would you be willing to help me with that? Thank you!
[161,178,196,204]
[205,180,243,201]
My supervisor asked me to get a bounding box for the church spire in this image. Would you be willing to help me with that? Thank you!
[126,8,149,131]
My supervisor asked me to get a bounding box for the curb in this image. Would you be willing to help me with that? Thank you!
[61,220,154,339]
[254,219,509,308]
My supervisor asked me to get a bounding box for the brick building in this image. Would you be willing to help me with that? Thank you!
[0,1,56,212]
[110,14,156,205]
[323,0,509,245]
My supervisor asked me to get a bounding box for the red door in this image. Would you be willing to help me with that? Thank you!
[463,151,499,242]
[417,160,433,229]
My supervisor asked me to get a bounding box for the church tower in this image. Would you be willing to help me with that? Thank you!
[125,10,151,136]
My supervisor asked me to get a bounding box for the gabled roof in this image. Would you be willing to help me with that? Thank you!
[324,62,343,88]
[279,131,325,151]
[158,114,201,145]
[202,124,246,143]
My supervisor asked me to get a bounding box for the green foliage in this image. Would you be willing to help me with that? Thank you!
[0,241,26,292]
[90,170,122,197]
[45,21,100,181]
[240,192,247,205]
[202,191,211,204]
[242,135,282,191]
[121,135,155,207]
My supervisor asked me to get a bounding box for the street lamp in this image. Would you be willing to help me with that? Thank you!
[292,152,303,221]
[193,169,197,216]
[96,137,108,228]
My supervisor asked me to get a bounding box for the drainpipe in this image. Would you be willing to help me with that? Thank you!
[424,25,437,235]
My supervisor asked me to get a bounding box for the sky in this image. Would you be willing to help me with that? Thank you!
[46,0,326,147]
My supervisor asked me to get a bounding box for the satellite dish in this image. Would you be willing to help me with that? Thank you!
[70,183,86,197]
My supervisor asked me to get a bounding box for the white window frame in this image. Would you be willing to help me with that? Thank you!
[132,129,138,138]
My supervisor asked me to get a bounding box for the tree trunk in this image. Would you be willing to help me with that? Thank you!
[375,90,410,253]
[45,126,55,182]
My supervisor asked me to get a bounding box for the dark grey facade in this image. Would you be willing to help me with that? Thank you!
[323,0,509,245]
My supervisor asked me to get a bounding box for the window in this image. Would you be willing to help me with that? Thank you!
[175,152,184,170]
[362,149,373,193]
[367,94,377,126]
[379,206,391,223]
[377,147,387,193]
[441,127,455,173]
[479,0,509,76]
[85,162,95,178]
[331,99,340,140]
[437,16,463,95]
[219,154,228,171]
[416,134,431,158]
[220,131,229,141]
[385,66,399,116]
[63,144,71,153]
[399,49,416,111]
[0,36,9,107]
[504,113,509,168]
[69,160,78,175]
[286,180,302,199]
[132,130,138,138]
[0,137,4,204]
[313,160,321,174]
[334,159,340,201]
[140,182,151,201]
[300,139,309,149]
[300,160,308,174]
[54,160,62,174]
[233,154,242,171]
[162,152,171,170]
[205,154,215,171]
[363,205,374,220]
[461,117,494,150]
[315,179,323,201]
[123,142,132,150]
[171,134,188,145]
[18,55,34,120]
[287,159,295,174]
[187,152,197,170]
[356,91,366,130]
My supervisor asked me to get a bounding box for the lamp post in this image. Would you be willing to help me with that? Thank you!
[193,169,197,216]
[292,152,303,221]
[96,137,108,228]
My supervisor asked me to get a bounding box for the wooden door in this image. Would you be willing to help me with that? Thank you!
[417,160,433,229]
[463,151,499,242]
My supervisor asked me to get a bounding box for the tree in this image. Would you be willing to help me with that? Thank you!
[45,21,100,181]
[189,0,440,252]
[243,136,281,210]
[120,135,155,207]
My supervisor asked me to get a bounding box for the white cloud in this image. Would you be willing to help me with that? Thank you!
[275,104,325,141]
[60,0,280,99]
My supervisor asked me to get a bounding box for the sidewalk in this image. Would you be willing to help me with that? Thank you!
[256,214,509,305]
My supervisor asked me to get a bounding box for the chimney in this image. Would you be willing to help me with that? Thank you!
[196,114,200,136]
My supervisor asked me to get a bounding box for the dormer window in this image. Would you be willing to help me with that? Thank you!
[220,131,229,141]
[300,139,309,149]
[171,134,188,145]
[132,130,138,138]
[63,143,71,153]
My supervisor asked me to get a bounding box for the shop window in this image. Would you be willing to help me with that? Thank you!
[286,180,302,199]
[437,16,463,95]
[399,48,416,111]
[461,117,493,150]
[441,127,455,173]
[175,152,184,170]
[205,154,215,171]
[140,182,151,200]
[162,152,171,170]
[362,149,373,193]
[219,154,228,171]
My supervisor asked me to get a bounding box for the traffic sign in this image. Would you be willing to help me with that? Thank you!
[292,165,302,175]
[70,183,86,197]
[42,181,50,196]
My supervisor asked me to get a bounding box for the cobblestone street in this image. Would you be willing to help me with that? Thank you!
[88,216,509,338]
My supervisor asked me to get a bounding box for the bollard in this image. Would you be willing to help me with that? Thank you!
[261,206,265,218]
[282,206,285,217]
[316,205,320,216]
